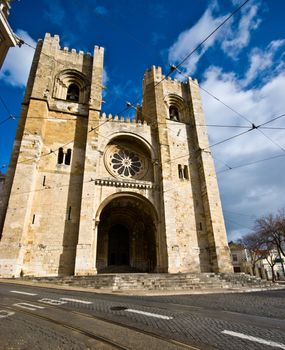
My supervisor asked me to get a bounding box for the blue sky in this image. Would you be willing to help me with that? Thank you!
[1,0,285,241]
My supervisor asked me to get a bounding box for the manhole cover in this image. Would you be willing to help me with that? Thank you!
[110,306,128,311]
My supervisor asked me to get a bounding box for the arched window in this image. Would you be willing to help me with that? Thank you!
[169,106,179,121]
[57,148,64,164]
[183,165,189,180]
[178,164,183,179]
[65,149,72,165]
[66,83,79,102]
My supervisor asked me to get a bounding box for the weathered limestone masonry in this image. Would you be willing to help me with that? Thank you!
[0,33,233,277]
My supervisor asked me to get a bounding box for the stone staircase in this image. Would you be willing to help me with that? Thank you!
[25,272,280,292]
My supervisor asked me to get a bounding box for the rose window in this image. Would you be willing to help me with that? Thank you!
[105,145,148,179]
[111,150,143,177]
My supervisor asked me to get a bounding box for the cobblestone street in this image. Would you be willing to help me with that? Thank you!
[0,282,284,349]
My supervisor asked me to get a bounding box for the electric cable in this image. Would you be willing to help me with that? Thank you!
[111,0,251,115]
[217,152,285,174]
[174,66,285,154]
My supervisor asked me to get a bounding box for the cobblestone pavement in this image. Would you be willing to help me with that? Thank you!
[0,282,285,350]
[0,308,111,350]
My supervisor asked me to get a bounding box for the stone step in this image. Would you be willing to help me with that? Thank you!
[25,272,279,291]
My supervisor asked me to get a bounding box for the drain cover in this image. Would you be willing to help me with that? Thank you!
[110,306,128,311]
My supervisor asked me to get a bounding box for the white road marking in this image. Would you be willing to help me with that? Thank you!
[125,309,173,320]
[14,303,45,311]
[39,298,67,306]
[10,290,37,296]
[222,330,285,349]
[0,310,15,318]
[60,298,92,304]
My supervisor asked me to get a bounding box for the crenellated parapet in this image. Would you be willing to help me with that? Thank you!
[42,33,95,61]
[99,112,149,126]
[143,65,198,91]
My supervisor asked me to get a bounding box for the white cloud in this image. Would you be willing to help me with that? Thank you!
[103,67,109,86]
[102,67,109,98]
[168,1,261,74]
[200,57,285,240]
[168,6,226,74]
[242,40,285,86]
[221,5,261,58]
[0,30,36,88]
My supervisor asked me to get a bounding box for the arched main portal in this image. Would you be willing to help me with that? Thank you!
[96,195,157,273]
[108,224,130,266]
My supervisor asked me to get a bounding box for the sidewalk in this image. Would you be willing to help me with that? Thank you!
[0,277,284,296]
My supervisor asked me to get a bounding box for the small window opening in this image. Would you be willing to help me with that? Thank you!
[199,222,203,230]
[65,149,72,165]
[169,106,179,121]
[68,206,72,221]
[232,254,238,262]
[66,83,79,102]
[178,164,183,179]
[43,175,46,186]
[32,214,35,224]
[58,148,64,164]
[183,165,189,180]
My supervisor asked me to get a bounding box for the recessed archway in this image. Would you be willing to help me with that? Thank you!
[96,194,157,273]
[108,224,130,266]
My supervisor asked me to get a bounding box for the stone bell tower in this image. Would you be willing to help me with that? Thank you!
[0,33,104,277]
[140,66,233,273]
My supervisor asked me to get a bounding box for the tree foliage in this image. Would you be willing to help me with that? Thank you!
[240,209,285,281]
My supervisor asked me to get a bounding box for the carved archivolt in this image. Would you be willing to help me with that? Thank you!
[53,69,90,104]
[164,94,186,121]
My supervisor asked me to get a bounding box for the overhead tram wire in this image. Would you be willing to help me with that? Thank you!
[174,66,285,155]
[173,0,250,72]
[0,95,17,126]
[161,0,251,89]
[22,39,138,112]
[10,36,147,127]
[123,101,285,171]
[224,217,254,231]
[174,67,252,125]
[0,36,142,168]
[7,113,285,131]
[0,94,34,135]
[15,0,251,131]
[14,39,138,126]
[113,0,251,116]
[1,1,273,206]
[5,1,281,173]
[223,209,257,218]
[163,192,255,231]
[217,152,285,174]
[1,112,258,129]
[17,1,250,130]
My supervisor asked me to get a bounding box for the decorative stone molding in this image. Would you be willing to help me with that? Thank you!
[53,69,90,104]
[93,178,155,189]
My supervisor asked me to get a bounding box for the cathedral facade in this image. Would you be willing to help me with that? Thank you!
[0,33,232,277]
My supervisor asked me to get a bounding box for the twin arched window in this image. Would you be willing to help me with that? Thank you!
[58,148,72,165]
